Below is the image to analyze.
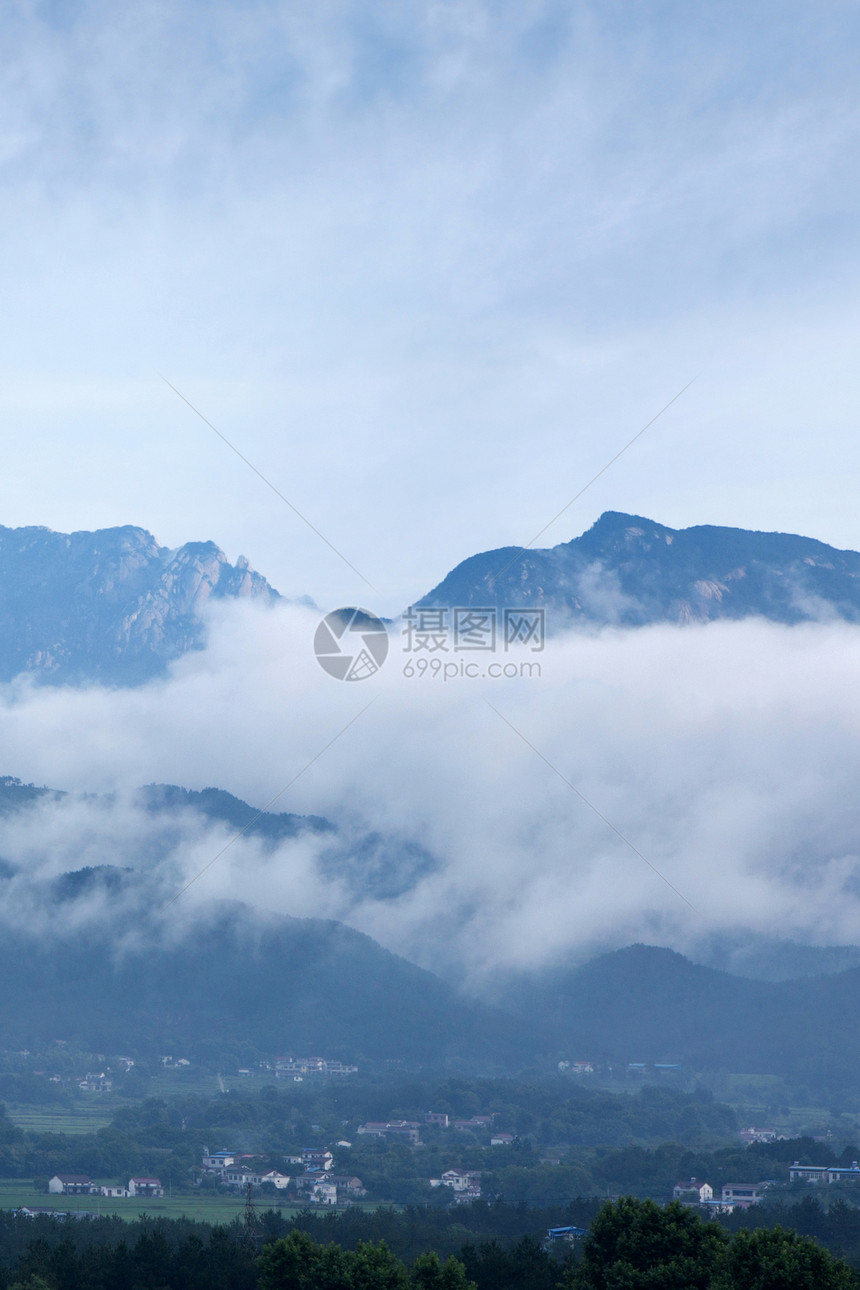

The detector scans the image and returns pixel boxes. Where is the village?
[37,1107,522,1209]
[671,1138,860,1214]
[45,1108,860,1215]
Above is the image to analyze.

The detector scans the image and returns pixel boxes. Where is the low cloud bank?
[1,599,860,989]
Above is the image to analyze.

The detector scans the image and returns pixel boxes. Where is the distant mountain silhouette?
[0,881,526,1067]
[507,944,860,1089]
[4,767,860,1085]
[0,776,440,905]
[139,783,332,841]
[689,935,860,982]
[0,523,280,684]
[418,512,860,627]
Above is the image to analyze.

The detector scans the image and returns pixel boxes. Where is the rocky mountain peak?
[0,523,280,685]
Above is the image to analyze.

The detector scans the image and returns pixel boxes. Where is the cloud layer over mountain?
[1,596,860,991]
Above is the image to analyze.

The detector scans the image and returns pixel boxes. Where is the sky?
[1,1,860,613]
[3,2,860,982]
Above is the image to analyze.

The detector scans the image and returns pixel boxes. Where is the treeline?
[569,1134,860,1201]
[726,1194,860,1265]
[0,1199,858,1289]
[108,1075,739,1150]
[0,1200,593,1269]
[339,1130,854,1206]
[0,1205,576,1290]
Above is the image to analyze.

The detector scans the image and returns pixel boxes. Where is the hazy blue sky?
[2,1,860,611]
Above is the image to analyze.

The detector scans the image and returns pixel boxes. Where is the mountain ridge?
[2,511,860,686]
[505,942,860,1088]
[417,511,860,627]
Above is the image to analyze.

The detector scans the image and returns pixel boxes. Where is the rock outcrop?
[0,524,280,685]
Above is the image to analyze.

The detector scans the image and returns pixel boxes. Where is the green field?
[0,1180,304,1224]
[5,1107,113,1135]
[0,1180,392,1225]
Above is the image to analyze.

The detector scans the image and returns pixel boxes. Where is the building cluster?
[48,1174,163,1198]
[557,1059,682,1078]
[77,1072,112,1093]
[357,1120,423,1144]
[200,1147,366,1205]
[272,1056,358,1080]
[673,1160,860,1209]
[356,1111,500,1147]
[738,1126,781,1145]
[789,1160,860,1184]
[672,1178,771,1212]
[201,1148,290,1191]
[31,1055,136,1093]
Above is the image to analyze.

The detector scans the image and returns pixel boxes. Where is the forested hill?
[511,944,860,1088]
[418,511,860,627]
[0,898,526,1067]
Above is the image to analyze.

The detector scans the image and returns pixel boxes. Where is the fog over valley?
[1,587,859,993]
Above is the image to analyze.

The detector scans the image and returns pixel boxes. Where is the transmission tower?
[243,1182,262,1251]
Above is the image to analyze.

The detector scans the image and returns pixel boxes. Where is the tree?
[258,1232,410,1290]
[571,1197,728,1290]
[569,1197,859,1290]
[717,1224,856,1290]
[258,1231,346,1290]
[349,1240,411,1290]
[461,1237,559,1290]
[410,1251,476,1290]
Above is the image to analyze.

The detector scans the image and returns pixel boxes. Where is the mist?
[1,596,860,991]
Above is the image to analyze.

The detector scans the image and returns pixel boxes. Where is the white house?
[128,1177,164,1197]
[311,1182,338,1205]
[357,1122,421,1145]
[672,1178,713,1204]
[430,1170,481,1193]
[721,1183,766,1207]
[48,1175,93,1195]
[225,1168,265,1188]
[202,1150,237,1170]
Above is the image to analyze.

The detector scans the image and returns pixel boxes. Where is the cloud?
[2,598,860,989]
